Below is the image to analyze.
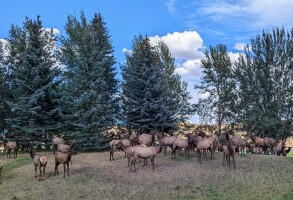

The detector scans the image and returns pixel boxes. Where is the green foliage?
[5,16,63,141]
[234,27,293,138]
[61,12,119,150]
[195,44,236,133]
[122,36,192,132]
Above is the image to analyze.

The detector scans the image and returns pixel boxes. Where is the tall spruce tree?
[61,12,118,151]
[195,44,236,134]
[156,41,193,124]
[6,16,62,141]
[122,36,190,132]
[234,27,293,138]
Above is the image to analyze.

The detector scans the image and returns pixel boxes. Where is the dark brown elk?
[28,147,47,180]
[222,134,236,168]
[263,137,278,154]
[130,141,165,172]
[6,136,20,159]
[54,149,77,178]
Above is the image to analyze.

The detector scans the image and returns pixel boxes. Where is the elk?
[172,137,190,159]
[109,139,131,161]
[194,134,218,164]
[130,141,165,172]
[115,141,147,167]
[6,136,20,159]
[228,134,249,156]
[263,137,278,154]
[249,134,265,153]
[28,147,47,180]
[54,149,77,178]
[160,135,177,156]
[221,133,236,168]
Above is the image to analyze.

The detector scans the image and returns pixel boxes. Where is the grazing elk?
[138,130,162,146]
[6,136,20,159]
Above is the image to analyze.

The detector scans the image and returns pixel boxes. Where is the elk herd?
[0,135,76,181]
[109,130,292,172]
[0,130,291,183]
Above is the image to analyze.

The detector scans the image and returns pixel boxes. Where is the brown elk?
[249,134,264,153]
[222,134,236,168]
[28,147,47,180]
[115,141,147,167]
[172,137,190,159]
[6,136,20,159]
[109,139,131,161]
[228,134,248,156]
[160,135,177,156]
[138,130,162,146]
[263,137,278,154]
[54,149,77,178]
[52,137,65,154]
[130,141,165,172]
[194,134,218,164]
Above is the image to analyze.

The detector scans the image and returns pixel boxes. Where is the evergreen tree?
[61,12,118,151]
[234,27,293,138]
[6,16,62,141]
[156,41,193,124]
[195,44,236,134]
[122,36,190,132]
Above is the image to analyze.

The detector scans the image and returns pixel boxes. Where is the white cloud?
[43,28,60,35]
[149,31,204,60]
[228,52,240,64]
[175,59,202,77]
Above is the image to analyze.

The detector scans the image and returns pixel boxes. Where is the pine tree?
[234,27,293,138]
[6,16,62,142]
[195,44,236,134]
[61,12,118,151]
[122,36,190,132]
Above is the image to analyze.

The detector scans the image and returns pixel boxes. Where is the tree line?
[0,12,292,150]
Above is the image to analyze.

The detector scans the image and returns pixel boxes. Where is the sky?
[1,0,293,123]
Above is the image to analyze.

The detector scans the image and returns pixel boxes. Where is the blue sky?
[1,0,293,123]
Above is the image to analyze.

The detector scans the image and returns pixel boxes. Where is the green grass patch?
[2,156,31,173]
[286,153,293,157]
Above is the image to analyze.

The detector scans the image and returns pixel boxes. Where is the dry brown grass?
[0,149,292,200]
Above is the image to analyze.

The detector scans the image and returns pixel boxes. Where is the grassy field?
[0,149,292,200]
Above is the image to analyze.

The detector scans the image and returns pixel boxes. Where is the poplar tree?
[195,44,236,134]
[234,27,293,138]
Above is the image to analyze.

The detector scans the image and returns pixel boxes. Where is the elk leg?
[35,165,38,178]
[67,163,70,177]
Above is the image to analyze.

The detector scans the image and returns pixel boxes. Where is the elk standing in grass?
[28,146,47,180]
[160,135,177,156]
[263,137,278,154]
[130,141,165,172]
[6,136,20,159]
[115,141,147,167]
[249,135,264,153]
[109,139,131,161]
[52,137,65,154]
[54,149,77,178]
[172,137,190,159]
[222,133,236,169]
[194,134,218,164]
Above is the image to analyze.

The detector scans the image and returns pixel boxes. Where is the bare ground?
[0,150,292,200]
